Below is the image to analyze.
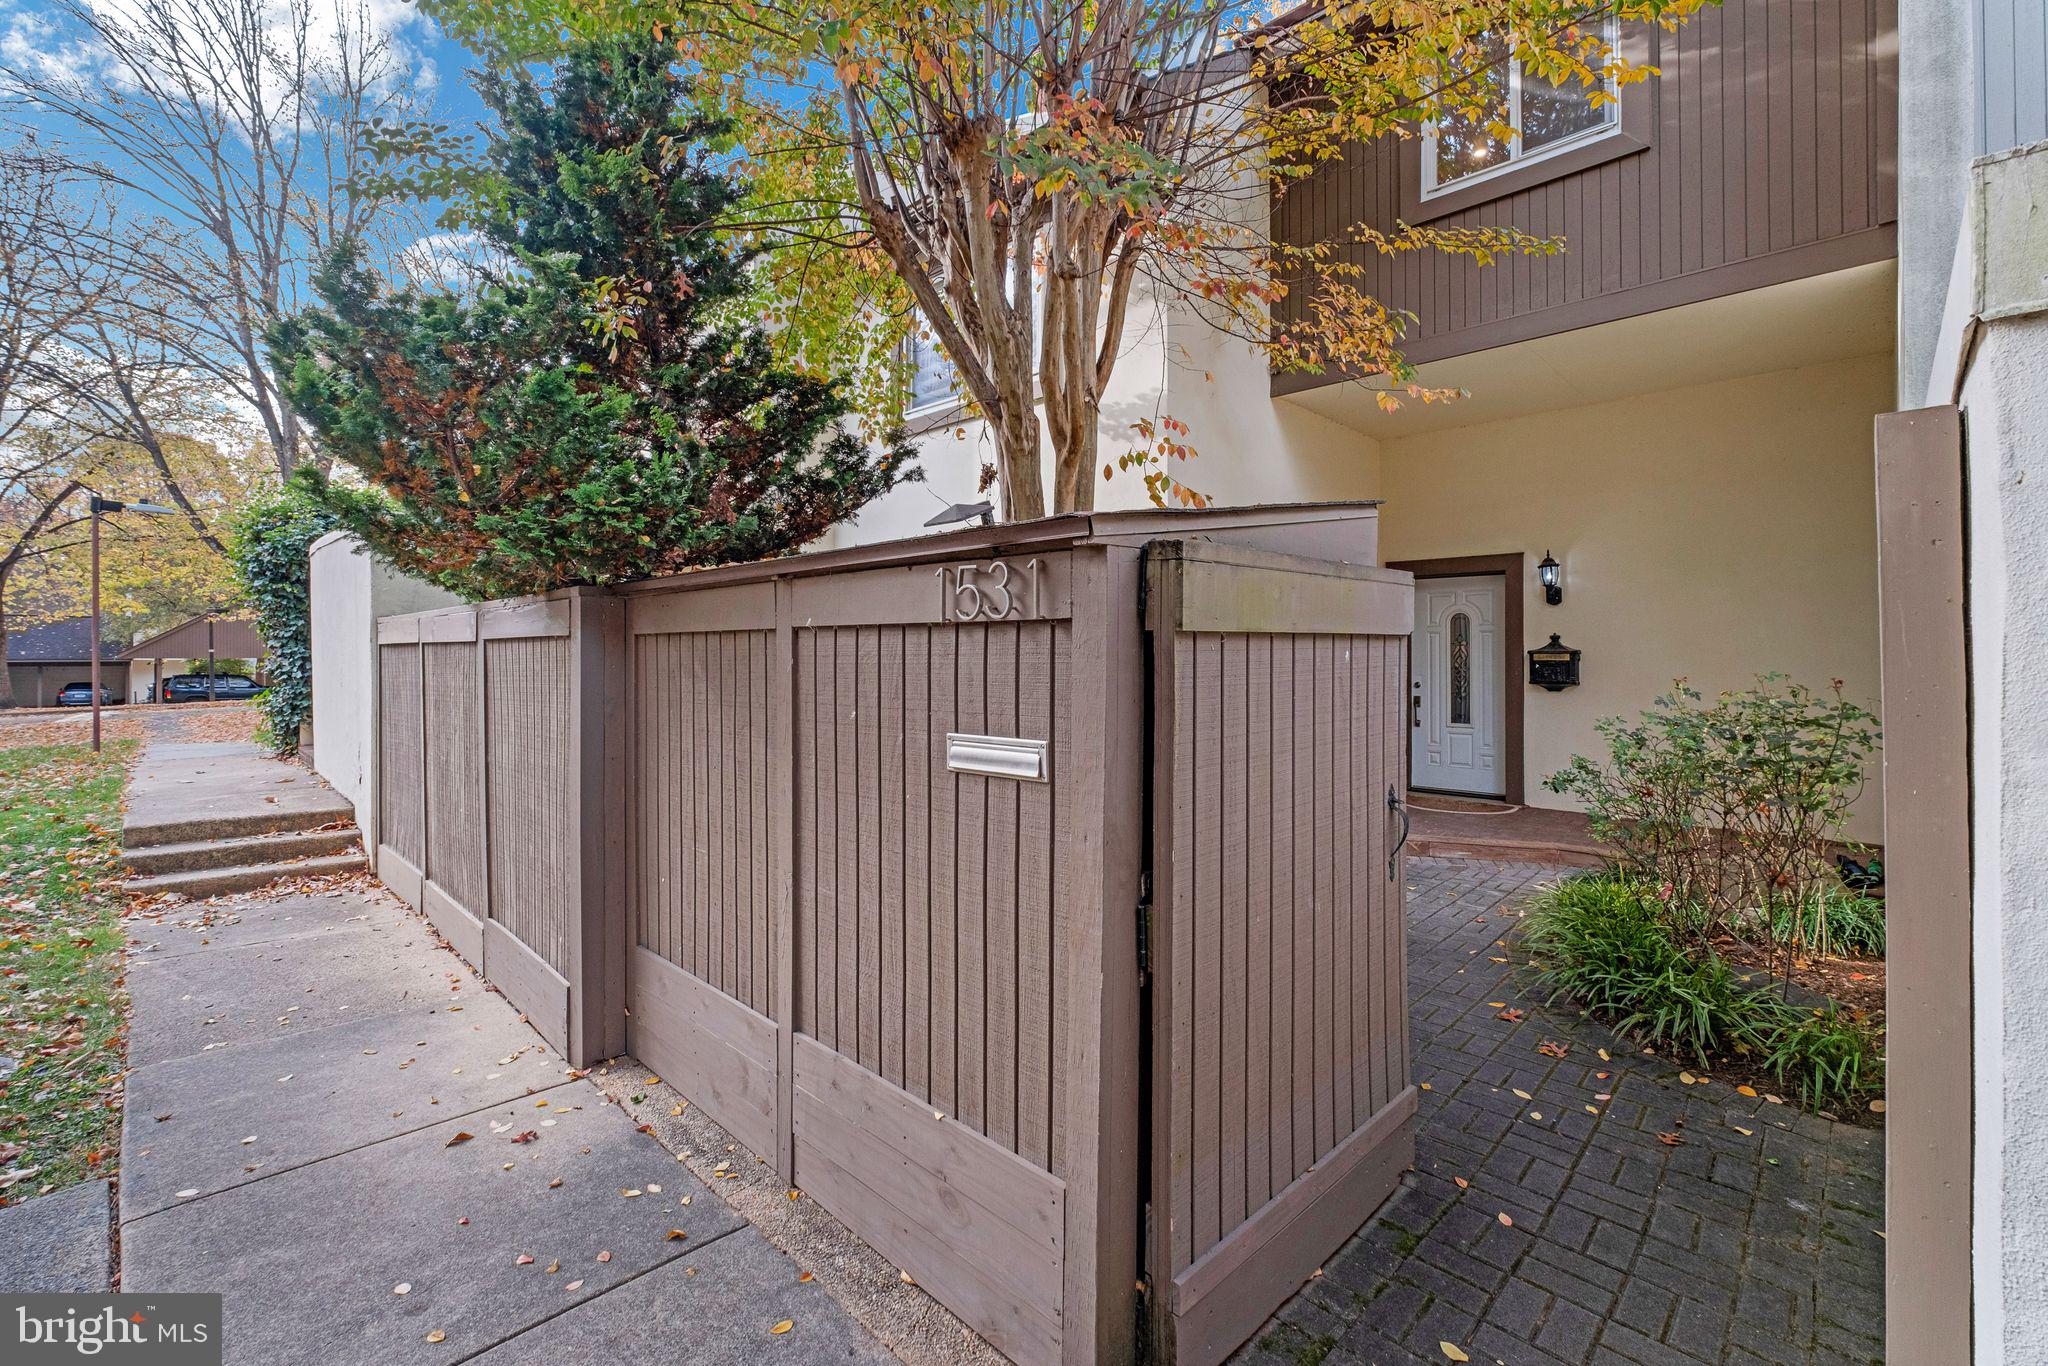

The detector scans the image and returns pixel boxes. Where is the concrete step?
[124,827,362,877]
[123,802,355,850]
[122,851,368,900]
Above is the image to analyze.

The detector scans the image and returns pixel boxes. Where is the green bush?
[227,485,341,756]
[1544,676,1880,938]
[1526,874,1883,1114]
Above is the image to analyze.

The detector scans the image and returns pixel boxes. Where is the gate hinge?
[1135,872,1153,981]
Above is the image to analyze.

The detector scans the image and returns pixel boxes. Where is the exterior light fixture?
[1538,550,1562,606]
[923,500,995,529]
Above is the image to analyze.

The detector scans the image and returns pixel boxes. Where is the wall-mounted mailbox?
[1528,633,1582,691]
[946,732,1051,782]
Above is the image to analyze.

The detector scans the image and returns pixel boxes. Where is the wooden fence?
[371,506,1414,1366]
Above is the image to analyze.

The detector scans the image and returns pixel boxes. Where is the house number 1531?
[935,559,1043,622]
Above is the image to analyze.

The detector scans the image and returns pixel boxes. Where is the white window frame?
[1421,23,1621,201]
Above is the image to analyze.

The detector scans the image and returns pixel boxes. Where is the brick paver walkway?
[1239,857,1885,1366]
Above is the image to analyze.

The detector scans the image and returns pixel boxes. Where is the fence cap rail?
[372,502,1386,631]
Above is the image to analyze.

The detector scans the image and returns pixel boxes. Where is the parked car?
[54,682,119,707]
[161,673,265,703]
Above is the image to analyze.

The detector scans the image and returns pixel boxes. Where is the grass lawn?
[0,741,134,1203]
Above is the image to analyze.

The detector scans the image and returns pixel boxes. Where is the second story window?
[1424,24,1619,197]
[905,314,959,415]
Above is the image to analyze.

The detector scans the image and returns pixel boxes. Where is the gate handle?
[1387,785,1410,880]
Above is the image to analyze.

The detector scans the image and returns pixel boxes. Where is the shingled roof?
[6,617,124,665]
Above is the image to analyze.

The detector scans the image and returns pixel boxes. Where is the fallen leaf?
[797,1271,813,1282]
[1869,1099,1887,1114]
[1597,1049,1610,1062]
[445,1132,474,1147]
[1657,1132,1686,1146]
[1678,1072,1698,1085]
[516,1255,535,1267]
[667,1230,688,1241]
[1511,1089,1532,1100]
[546,1261,560,1274]
[899,1270,915,1284]
[1537,1041,1568,1059]
[1453,1176,1468,1189]
[621,1189,642,1198]
[175,1189,199,1199]
[771,1320,795,1336]
[1496,1008,1525,1023]
[425,1330,446,1344]
[1496,1212,1513,1227]
[511,1131,538,1144]
[1737,1085,1758,1097]
[1440,1345,1471,1363]
[596,1250,612,1263]
[1732,1126,1754,1136]
[565,1279,584,1292]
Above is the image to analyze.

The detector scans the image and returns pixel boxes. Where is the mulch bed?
[1716,937,1886,1019]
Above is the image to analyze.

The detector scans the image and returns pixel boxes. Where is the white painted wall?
[308,532,460,840]
[1903,134,2048,1359]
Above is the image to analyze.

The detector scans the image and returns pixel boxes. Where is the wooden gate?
[1144,541,1417,1366]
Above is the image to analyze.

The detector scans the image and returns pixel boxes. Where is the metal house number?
[934,558,1044,623]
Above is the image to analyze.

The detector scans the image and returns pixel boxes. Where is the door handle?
[1387,785,1410,880]
[1411,694,1421,727]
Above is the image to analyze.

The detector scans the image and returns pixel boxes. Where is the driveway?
[1238,857,1885,1366]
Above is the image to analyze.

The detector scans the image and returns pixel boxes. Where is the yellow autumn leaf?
[425,1330,447,1344]
[771,1320,795,1335]
[1441,1341,1471,1361]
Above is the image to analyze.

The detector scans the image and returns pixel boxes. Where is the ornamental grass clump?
[1525,874,1883,1114]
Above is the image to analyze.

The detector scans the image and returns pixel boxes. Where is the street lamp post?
[87,496,178,753]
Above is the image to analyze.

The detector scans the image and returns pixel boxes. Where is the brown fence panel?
[422,625,487,965]
[375,635,426,890]
[375,593,625,1065]
[1145,541,1417,1366]
[625,581,781,1158]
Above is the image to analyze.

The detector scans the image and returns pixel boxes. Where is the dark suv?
[54,682,119,707]
[161,673,265,703]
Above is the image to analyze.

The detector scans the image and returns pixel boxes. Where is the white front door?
[1412,575,1506,797]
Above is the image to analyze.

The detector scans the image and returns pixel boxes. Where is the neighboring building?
[119,613,269,703]
[833,2,1897,844]
[3,616,130,707]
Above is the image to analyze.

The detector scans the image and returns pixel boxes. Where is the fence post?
[568,590,629,1066]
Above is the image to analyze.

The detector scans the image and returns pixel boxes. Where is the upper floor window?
[905,316,959,415]
[1424,24,1619,198]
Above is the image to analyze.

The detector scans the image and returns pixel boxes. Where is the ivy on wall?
[228,486,340,755]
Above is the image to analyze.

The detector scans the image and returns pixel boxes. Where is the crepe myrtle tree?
[422,0,1707,518]
[274,37,915,600]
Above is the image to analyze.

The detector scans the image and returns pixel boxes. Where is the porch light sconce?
[1538,550,1563,606]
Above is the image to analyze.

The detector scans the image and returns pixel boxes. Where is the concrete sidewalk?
[119,746,895,1365]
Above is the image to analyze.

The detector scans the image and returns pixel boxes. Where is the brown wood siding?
[793,620,1070,1174]
[485,635,574,973]
[423,641,485,916]
[1164,631,1409,1276]
[1272,0,1898,380]
[377,643,425,869]
[629,629,776,1016]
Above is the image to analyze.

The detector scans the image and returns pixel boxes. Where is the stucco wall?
[1962,310,2048,1360]
[1376,350,1892,838]
[820,286,1382,550]
[308,532,460,838]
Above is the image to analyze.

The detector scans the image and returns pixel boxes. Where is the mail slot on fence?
[371,504,1417,1366]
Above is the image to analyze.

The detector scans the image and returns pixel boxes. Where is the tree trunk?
[0,570,15,710]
